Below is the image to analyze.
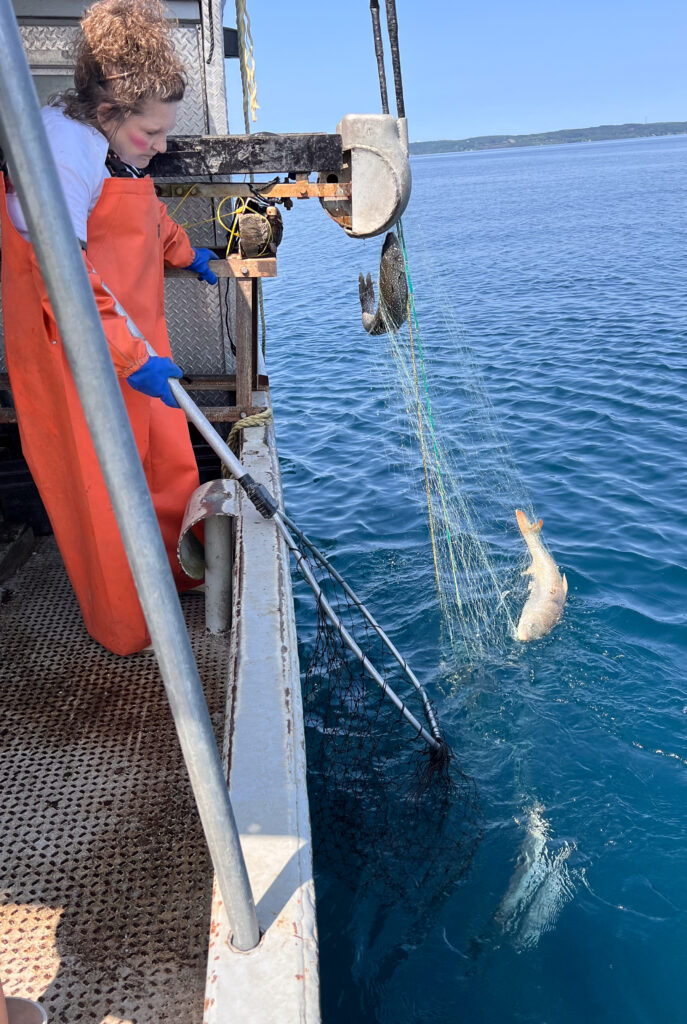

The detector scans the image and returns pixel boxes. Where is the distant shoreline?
[409,122,687,155]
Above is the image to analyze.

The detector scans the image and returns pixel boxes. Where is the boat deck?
[0,538,223,1024]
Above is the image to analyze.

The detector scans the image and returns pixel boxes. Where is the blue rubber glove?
[186,247,218,284]
[127,356,184,408]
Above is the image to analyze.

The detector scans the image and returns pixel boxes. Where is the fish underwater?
[515,509,567,641]
[358,231,408,335]
[494,802,577,951]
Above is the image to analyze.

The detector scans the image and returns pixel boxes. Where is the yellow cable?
[168,183,196,220]
[216,196,273,257]
[169,193,273,258]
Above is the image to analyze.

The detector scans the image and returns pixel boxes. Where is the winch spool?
[221,198,283,259]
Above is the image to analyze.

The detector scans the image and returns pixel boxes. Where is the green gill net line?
[384,219,538,665]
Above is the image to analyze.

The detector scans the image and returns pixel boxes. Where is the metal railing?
[0,0,259,952]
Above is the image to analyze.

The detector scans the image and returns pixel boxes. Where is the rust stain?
[225,518,245,780]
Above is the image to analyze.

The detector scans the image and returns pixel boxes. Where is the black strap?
[385,0,405,119]
[369,1,390,115]
[105,150,146,179]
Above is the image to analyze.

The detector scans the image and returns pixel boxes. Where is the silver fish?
[358,231,408,335]
[494,802,576,951]
[515,509,567,641]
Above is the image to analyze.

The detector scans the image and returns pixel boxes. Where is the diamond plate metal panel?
[165,277,234,374]
[167,8,233,372]
[165,194,219,248]
[201,0,229,135]
[171,25,207,135]
[18,24,79,66]
[167,12,231,371]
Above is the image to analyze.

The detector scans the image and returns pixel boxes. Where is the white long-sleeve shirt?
[7,105,110,244]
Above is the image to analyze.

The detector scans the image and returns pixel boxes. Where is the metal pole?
[0,0,259,951]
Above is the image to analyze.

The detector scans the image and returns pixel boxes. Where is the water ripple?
[266,135,687,1024]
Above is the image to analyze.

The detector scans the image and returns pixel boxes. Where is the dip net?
[290,523,483,897]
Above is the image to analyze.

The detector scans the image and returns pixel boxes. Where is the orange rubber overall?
[0,174,200,655]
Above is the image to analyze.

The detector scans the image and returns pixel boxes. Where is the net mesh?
[374,222,543,665]
[288,225,562,903]
[294,537,483,897]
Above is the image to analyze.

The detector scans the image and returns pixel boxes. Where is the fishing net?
[290,524,483,896]
[372,222,540,666]
[282,220,564,902]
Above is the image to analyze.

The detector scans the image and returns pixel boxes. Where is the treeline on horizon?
[409,122,687,154]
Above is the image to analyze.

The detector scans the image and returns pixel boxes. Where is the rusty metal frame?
[166,255,278,280]
[155,181,351,201]
[0,372,270,424]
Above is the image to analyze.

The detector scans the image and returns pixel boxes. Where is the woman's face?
[98,98,179,168]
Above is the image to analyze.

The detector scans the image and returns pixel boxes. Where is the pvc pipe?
[0,0,259,951]
[4,998,47,1024]
[205,514,233,634]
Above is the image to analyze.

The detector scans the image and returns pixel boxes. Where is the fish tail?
[515,509,543,535]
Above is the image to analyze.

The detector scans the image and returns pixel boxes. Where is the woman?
[0,0,216,655]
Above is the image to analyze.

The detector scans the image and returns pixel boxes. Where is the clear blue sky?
[223,1,687,141]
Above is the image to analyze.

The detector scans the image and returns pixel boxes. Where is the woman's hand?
[127,356,184,408]
[186,247,218,284]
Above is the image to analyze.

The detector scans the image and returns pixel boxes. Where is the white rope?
[235,0,259,127]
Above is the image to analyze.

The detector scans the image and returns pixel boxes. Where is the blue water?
[264,136,687,1023]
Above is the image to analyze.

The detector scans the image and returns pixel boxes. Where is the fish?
[358,231,408,335]
[494,802,576,951]
[515,509,567,641]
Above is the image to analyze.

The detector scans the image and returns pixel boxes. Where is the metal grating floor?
[0,539,228,1024]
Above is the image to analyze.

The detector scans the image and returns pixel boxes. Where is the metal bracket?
[178,478,238,577]
[319,114,411,238]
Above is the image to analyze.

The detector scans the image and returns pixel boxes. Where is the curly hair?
[58,0,186,125]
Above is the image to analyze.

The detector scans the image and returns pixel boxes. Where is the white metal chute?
[319,113,411,238]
